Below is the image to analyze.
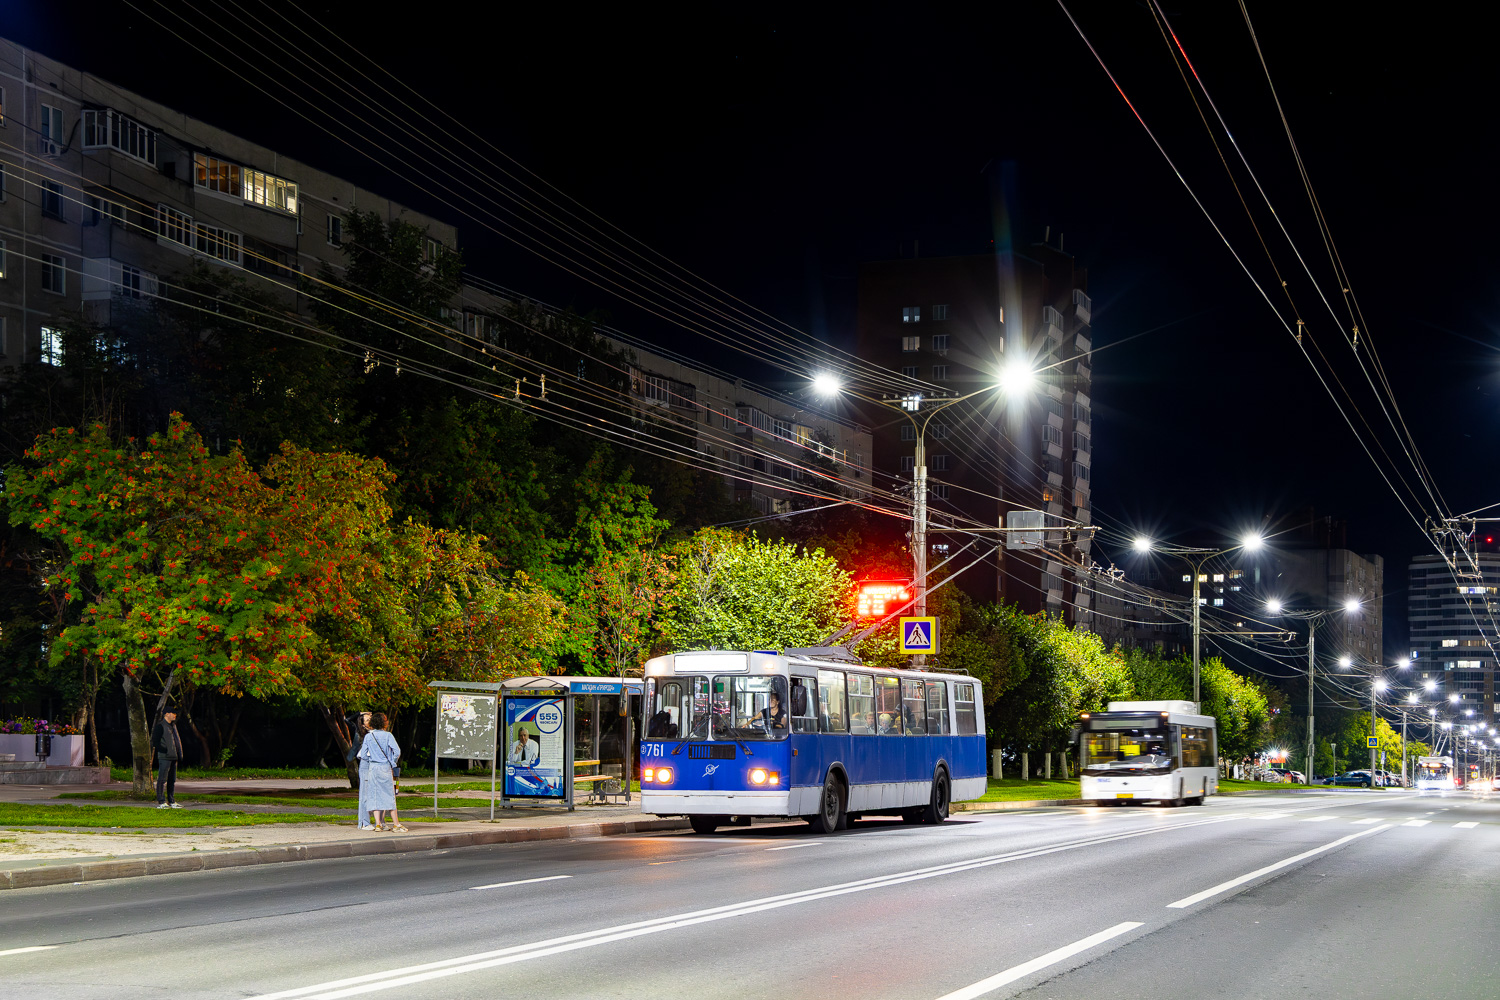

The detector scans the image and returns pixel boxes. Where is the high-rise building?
[1409,546,1500,724]
[854,242,1092,621]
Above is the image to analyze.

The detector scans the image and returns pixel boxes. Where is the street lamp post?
[1266,597,1360,785]
[1371,679,1386,784]
[1134,534,1264,708]
[815,365,1034,667]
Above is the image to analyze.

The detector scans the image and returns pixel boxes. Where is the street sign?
[856,581,911,618]
[900,616,939,654]
[1367,736,1379,749]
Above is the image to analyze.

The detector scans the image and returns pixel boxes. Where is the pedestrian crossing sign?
[900,617,939,654]
[1367,737,1378,749]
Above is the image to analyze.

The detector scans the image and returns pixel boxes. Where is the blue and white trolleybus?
[640,651,987,833]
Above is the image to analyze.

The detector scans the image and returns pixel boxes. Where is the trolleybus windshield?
[711,674,789,740]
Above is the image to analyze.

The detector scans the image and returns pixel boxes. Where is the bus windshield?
[1417,763,1450,778]
[1082,728,1174,774]
[711,674,789,741]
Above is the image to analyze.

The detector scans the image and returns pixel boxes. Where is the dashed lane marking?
[933,922,1144,1000]
[470,875,572,891]
[0,947,58,958]
[1456,822,1479,829]
[1401,820,1431,827]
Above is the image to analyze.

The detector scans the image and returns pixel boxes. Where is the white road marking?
[1455,822,1479,829]
[1351,818,1381,824]
[1300,816,1336,822]
[470,875,572,891]
[932,922,1144,1000]
[1402,820,1430,827]
[253,816,1234,999]
[0,947,58,958]
[1166,825,1392,909]
[765,842,824,851]
[1248,812,1291,820]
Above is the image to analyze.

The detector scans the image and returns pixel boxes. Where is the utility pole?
[1401,710,1408,787]
[1307,629,1316,784]
[1370,685,1379,784]
[911,429,928,670]
[1190,555,1202,706]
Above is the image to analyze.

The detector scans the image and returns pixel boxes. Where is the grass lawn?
[974,779,1082,802]
[1219,778,1320,792]
[0,803,354,828]
[59,790,486,810]
[107,766,478,783]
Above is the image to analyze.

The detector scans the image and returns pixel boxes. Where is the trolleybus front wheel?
[807,775,845,834]
[689,815,725,835]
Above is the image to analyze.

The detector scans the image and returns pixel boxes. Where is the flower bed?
[0,719,86,766]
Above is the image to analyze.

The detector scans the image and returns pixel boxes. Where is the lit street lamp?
[1265,599,1361,786]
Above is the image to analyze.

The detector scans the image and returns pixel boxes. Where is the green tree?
[660,528,852,653]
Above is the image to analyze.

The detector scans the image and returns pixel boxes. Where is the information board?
[504,697,566,799]
[435,692,498,760]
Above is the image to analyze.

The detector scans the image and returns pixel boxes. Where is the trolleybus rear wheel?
[689,815,724,835]
[922,769,951,824]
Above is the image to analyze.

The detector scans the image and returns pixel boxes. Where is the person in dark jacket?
[151,707,185,809]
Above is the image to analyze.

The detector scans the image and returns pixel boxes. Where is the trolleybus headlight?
[749,768,768,785]
[656,767,673,784]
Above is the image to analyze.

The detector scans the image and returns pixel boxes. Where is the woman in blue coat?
[358,712,406,832]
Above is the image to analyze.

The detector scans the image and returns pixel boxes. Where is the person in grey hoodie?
[151,706,185,809]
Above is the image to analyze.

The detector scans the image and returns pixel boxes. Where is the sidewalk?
[0,778,687,891]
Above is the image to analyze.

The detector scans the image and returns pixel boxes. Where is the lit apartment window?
[931,423,947,439]
[1197,574,1208,582]
[40,254,66,295]
[40,104,64,155]
[194,153,298,214]
[900,456,915,473]
[40,325,63,365]
[901,335,919,352]
[902,366,919,378]
[85,194,127,226]
[1182,574,1192,583]
[931,334,948,353]
[1228,570,1244,579]
[1213,598,1225,607]
[900,425,916,441]
[327,214,343,246]
[932,304,949,321]
[1212,574,1225,583]
[1443,639,1459,647]
[157,205,193,247]
[902,306,920,323]
[81,109,157,165]
[932,365,950,380]
[41,181,65,220]
[931,455,950,472]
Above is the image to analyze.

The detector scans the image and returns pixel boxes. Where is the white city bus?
[1414,755,1456,791]
[1078,700,1218,806]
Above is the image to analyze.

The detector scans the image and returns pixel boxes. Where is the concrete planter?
[0,733,85,766]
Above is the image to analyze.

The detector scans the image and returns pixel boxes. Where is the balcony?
[1074,333,1091,354]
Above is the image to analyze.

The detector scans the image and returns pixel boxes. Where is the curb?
[0,817,690,891]
[954,798,1087,811]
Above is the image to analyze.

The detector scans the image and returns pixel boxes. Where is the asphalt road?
[2,789,1497,999]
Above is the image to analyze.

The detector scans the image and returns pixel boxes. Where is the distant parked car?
[1374,769,1404,788]
[1328,770,1376,788]
[1268,766,1306,784]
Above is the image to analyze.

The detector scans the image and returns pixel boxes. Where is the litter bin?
[35,732,52,763]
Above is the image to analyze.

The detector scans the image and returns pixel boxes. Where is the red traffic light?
[856,581,911,619]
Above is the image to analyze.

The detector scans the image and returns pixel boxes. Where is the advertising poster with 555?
[504,697,565,798]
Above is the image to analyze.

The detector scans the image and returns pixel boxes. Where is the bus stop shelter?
[429,676,644,815]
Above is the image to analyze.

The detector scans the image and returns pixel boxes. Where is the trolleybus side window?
[925,680,950,735]
[790,677,817,733]
[1181,726,1213,768]
[901,678,927,735]
[875,676,903,734]
[818,670,848,733]
[848,673,875,734]
[954,683,978,735]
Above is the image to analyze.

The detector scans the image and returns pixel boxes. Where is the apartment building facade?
[0,38,456,366]
[854,243,1093,621]
[1409,551,1499,724]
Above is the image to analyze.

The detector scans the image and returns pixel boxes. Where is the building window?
[0,85,5,126]
[931,455,950,472]
[158,205,193,247]
[1182,574,1192,583]
[40,104,64,155]
[902,306,920,323]
[931,423,947,439]
[1042,424,1062,445]
[932,365,949,380]
[81,109,157,165]
[1072,462,1090,482]
[118,265,143,299]
[194,153,298,214]
[901,335,919,352]
[327,214,342,245]
[85,194,127,226]
[932,304,949,321]
[40,325,63,365]
[425,238,443,263]
[900,425,916,441]
[1213,598,1225,607]
[195,224,243,265]
[40,254,66,295]
[643,375,669,406]
[900,456,915,473]
[1212,574,1225,583]
[1073,431,1090,451]
[933,484,950,500]
[41,181,65,220]
[902,365,919,378]
[0,239,6,279]
[931,334,949,353]
[0,160,6,200]
[1442,639,1459,647]
[1074,402,1090,423]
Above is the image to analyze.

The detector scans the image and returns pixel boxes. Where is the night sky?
[10,2,1499,656]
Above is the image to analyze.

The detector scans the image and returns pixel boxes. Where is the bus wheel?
[922,770,951,824]
[808,776,845,834]
[689,815,723,835]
